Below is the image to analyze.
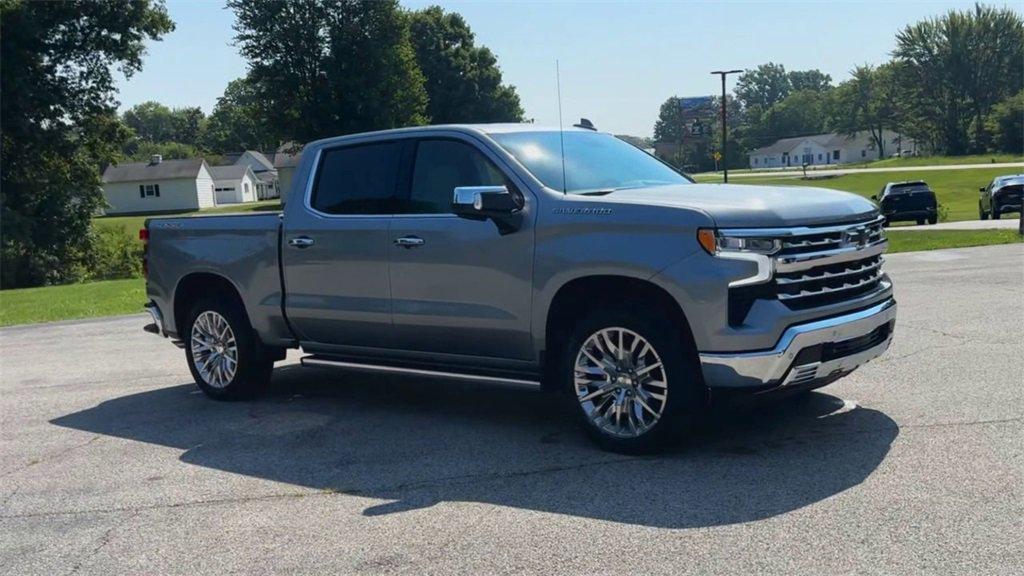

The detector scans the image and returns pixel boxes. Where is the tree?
[653,97,688,142]
[828,64,903,159]
[788,69,832,93]
[228,0,428,144]
[763,90,830,140]
[987,91,1024,154]
[122,101,206,146]
[409,6,523,124]
[894,4,1024,154]
[734,63,792,111]
[201,76,279,153]
[1,0,173,288]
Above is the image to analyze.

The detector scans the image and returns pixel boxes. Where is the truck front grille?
[725,216,888,325]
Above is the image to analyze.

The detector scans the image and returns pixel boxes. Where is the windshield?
[489,131,690,194]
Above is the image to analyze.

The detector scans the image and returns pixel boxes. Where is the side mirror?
[870,194,878,201]
[452,185,523,234]
[979,187,987,192]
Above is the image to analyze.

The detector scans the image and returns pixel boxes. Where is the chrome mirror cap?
[453,185,509,208]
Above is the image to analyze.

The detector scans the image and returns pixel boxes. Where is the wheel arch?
[541,274,699,389]
[172,272,248,338]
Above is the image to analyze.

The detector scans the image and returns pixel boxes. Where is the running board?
[300,356,542,390]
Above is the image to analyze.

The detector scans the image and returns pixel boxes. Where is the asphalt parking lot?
[1,243,1022,575]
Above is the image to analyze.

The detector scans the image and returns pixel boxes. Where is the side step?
[300,356,542,390]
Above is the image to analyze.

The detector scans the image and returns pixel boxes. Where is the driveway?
[1,244,1022,575]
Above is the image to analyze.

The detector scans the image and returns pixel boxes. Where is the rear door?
[387,136,535,360]
[281,140,405,350]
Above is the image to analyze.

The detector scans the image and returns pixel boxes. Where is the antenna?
[556,60,567,194]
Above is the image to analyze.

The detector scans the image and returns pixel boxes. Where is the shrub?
[85,225,143,281]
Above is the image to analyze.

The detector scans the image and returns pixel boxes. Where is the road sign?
[712,151,722,161]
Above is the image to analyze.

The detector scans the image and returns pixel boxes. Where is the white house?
[233,150,279,199]
[273,145,303,202]
[208,165,259,204]
[748,130,917,169]
[101,155,215,214]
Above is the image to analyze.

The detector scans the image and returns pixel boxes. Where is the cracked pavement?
[1,243,1022,575]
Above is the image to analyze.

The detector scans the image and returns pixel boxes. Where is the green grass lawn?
[0,278,145,327]
[693,166,1019,222]
[885,229,1023,253]
[94,200,282,236]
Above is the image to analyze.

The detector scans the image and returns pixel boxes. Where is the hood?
[590,183,878,228]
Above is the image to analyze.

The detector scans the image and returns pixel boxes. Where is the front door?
[282,139,404,350]
[388,137,535,360]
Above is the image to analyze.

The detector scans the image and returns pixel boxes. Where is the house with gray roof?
[209,164,259,204]
[748,130,917,169]
[100,155,215,214]
[231,150,281,200]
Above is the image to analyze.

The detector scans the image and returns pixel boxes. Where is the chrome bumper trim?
[144,302,165,337]
[699,299,897,389]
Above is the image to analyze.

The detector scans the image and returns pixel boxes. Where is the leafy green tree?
[788,69,832,93]
[228,0,428,143]
[409,6,523,124]
[1,0,173,288]
[987,91,1024,154]
[764,90,831,139]
[735,63,792,111]
[122,101,206,146]
[201,77,279,153]
[828,64,903,159]
[653,97,688,142]
[894,4,1024,153]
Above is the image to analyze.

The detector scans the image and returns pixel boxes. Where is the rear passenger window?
[407,140,508,214]
[311,142,403,215]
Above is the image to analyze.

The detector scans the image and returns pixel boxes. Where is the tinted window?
[490,131,688,194]
[311,142,403,214]
[407,140,508,213]
[889,183,931,195]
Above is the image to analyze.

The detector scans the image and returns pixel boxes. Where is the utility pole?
[710,69,742,183]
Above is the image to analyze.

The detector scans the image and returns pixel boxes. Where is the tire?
[559,307,704,454]
[980,203,988,220]
[992,206,1001,220]
[927,214,937,225]
[184,296,273,400]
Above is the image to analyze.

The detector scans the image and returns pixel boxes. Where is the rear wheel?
[927,214,937,225]
[185,297,272,400]
[980,203,989,220]
[561,308,704,454]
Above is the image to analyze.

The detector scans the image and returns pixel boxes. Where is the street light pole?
[710,69,742,183]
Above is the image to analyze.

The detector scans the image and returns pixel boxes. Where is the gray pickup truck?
[143,124,896,452]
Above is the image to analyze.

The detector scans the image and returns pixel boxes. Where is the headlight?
[697,229,781,255]
[697,228,777,287]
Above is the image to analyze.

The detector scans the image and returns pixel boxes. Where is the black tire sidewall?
[559,307,703,454]
[184,297,270,400]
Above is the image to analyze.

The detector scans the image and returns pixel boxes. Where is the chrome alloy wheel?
[573,327,668,438]
[190,311,238,389]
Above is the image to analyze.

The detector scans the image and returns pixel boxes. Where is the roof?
[749,131,874,156]
[102,158,205,184]
[208,165,252,180]
[304,123,606,151]
[240,150,275,172]
[255,171,277,183]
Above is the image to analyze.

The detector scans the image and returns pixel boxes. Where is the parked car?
[873,181,938,225]
[141,124,896,453]
[979,174,1023,220]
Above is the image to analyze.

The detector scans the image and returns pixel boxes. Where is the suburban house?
[272,144,303,201]
[231,150,280,200]
[747,130,917,169]
[209,165,259,204]
[101,155,215,215]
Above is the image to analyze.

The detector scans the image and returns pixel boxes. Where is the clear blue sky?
[116,0,1009,138]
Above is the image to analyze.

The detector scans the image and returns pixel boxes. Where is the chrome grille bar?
[775,257,884,285]
[777,270,883,301]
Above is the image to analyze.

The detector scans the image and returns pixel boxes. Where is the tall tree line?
[654,3,1024,170]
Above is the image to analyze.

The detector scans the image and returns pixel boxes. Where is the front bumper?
[699,298,896,390]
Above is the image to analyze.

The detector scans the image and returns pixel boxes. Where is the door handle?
[288,236,315,248]
[394,236,425,248]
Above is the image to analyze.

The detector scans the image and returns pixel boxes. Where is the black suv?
[874,181,938,226]
[979,175,1023,220]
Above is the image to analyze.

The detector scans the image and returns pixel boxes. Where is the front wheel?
[927,214,937,225]
[561,308,704,454]
[185,297,272,400]
[980,203,989,220]
[992,207,1001,220]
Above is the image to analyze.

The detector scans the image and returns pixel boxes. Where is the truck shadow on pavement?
[51,365,898,529]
